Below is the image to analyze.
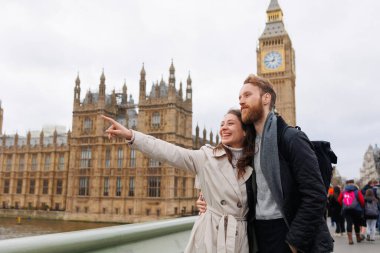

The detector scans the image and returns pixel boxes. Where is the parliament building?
[0,0,296,223]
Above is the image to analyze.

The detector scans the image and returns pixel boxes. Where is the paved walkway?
[330,224,380,252]
[93,224,380,253]
[91,223,380,253]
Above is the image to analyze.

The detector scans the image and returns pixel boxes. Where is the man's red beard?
[241,100,264,124]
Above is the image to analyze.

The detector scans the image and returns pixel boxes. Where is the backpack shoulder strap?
[354,189,359,199]
[277,115,300,161]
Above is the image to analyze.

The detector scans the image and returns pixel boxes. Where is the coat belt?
[207,206,246,253]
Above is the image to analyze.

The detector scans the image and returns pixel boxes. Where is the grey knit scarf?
[260,111,284,212]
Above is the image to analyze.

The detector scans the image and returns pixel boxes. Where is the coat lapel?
[212,147,246,203]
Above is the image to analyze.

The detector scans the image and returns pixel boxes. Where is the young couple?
[102,74,333,253]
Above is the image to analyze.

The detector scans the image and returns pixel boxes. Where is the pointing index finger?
[101,115,117,124]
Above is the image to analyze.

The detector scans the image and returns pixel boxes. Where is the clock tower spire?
[257,0,296,126]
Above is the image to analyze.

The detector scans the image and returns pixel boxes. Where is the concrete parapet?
[0,216,196,253]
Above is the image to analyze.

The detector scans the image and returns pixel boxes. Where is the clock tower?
[257,0,296,126]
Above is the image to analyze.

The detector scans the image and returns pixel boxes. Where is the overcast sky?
[1,0,379,180]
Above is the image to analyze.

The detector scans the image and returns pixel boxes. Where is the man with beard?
[198,74,333,252]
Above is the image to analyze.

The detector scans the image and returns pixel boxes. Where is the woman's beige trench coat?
[132,131,253,253]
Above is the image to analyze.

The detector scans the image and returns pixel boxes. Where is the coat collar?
[206,144,227,157]
[206,144,253,202]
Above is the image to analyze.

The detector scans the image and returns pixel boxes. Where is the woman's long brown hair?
[214,109,255,178]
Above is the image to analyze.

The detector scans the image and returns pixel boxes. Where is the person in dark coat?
[328,186,345,236]
[361,179,374,195]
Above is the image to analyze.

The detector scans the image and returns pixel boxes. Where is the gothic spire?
[75,72,80,86]
[140,63,146,76]
[122,79,128,104]
[99,69,106,99]
[186,72,192,101]
[100,68,105,82]
[260,0,286,38]
[74,73,81,106]
[169,59,175,72]
[179,81,183,99]
[267,0,281,12]
[139,63,146,101]
[169,59,176,88]
[123,79,127,92]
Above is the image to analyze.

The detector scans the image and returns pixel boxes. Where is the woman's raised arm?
[102,115,205,173]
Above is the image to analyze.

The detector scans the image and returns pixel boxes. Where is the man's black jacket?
[246,116,333,253]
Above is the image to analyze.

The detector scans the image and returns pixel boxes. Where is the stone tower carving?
[138,61,193,148]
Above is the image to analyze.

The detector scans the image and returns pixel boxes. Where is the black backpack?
[281,126,338,193]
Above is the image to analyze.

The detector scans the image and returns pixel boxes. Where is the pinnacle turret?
[186,72,192,101]
[75,73,80,86]
[167,60,177,98]
[260,0,286,38]
[100,69,105,82]
[139,64,146,101]
[140,63,146,76]
[74,73,81,106]
[267,0,281,12]
[122,79,128,104]
[179,81,183,99]
[99,69,106,99]
[169,59,175,72]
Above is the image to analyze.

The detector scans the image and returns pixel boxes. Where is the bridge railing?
[0,216,196,253]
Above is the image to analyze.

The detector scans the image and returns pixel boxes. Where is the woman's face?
[219,113,245,148]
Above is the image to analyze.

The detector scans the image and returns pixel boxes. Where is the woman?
[338,180,365,245]
[102,109,256,253]
[328,186,345,236]
[364,188,379,241]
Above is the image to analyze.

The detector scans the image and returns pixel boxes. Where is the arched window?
[83,118,93,132]
[148,176,161,197]
[117,147,123,169]
[80,147,92,168]
[105,148,111,168]
[103,177,109,196]
[129,177,135,196]
[58,154,65,170]
[130,148,136,167]
[151,112,160,128]
[79,177,89,196]
[44,154,51,170]
[116,177,122,197]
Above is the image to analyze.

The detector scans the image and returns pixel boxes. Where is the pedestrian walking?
[369,180,380,234]
[328,186,345,236]
[364,188,379,241]
[339,180,365,245]
[360,180,374,237]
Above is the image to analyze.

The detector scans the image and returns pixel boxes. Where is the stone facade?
[0,130,70,212]
[0,62,214,223]
[359,144,380,185]
[257,0,296,126]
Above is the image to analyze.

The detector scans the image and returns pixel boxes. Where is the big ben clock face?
[263,51,283,69]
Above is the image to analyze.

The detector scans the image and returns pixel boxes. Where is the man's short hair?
[243,74,276,110]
